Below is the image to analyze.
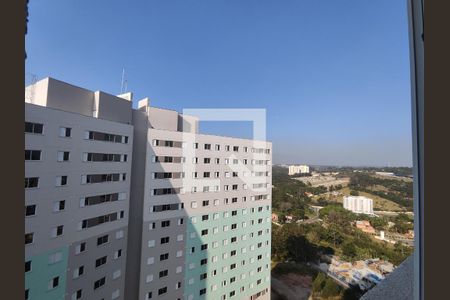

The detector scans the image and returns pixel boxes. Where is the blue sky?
[25,0,412,167]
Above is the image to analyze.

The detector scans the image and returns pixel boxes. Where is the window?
[204,158,211,164]
[84,152,127,162]
[81,192,123,207]
[81,212,120,229]
[215,158,220,164]
[202,214,209,221]
[49,276,59,289]
[201,244,208,251]
[73,266,84,278]
[112,289,120,299]
[25,122,43,134]
[160,253,169,261]
[147,292,153,299]
[53,200,65,212]
[158,287,167,295]
[159,270,169,278]
[72,289,82,300]
[25,150,41,161]
[59,127,71,137]
[94,277,106,290]
[200,272,207,280]
[51,225,64,238]
[25,260,31,272]
[55,176,68,186]
[203,172,210,178]
[76,242,86,254]
[215,144,220,151]
[97,235,109,246]
[114,249,122,259]
[87,131,128,144]
[194,142,199,149]
[25,205,36,217]
[201,229,208,236]
[57,151,70,162]
[95,256,107,268]
[160,236,170,244]
[200,288,206,295]
[204,143,211,150]
[161,220,170,227]
[225,145,230,151]
[233,146,239,152]
[25,177,39,189]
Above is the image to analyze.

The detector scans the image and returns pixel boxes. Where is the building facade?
[343,196,374,215]
[25,78,272,300]
[288,165,309,175]
[25,78,134,300]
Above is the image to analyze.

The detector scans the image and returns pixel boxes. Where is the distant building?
[285,215,294,223]
[271,213,279,222]
[288,165,310,175]
[406,230,415,239]
[343,196,374,214]
[355,220,376,234]
[375,171,395,177]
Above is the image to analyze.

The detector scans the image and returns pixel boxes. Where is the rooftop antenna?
[120,68,128,94]
[25,72,38,103]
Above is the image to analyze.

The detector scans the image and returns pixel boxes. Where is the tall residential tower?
[25,77,272,300]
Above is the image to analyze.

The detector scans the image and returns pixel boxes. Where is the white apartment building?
[25,77,272,300]
[288,164,310,175]
[25,78,133,300]
[343,196,374,215]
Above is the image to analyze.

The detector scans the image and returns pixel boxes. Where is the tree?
[350,190,359,196]
[342,241,357,260]
[312,272,326,293]
[322,278,341,298]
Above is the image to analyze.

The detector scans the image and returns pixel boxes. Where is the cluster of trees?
[312,273,342,299]
[272,205,413,266]
[272,223,324,263]
[272,166,327,218]
[348,173,413,210]
[391,213,414,234]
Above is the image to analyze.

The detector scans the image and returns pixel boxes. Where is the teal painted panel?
[184,205,272,300]
[25,246,69,300]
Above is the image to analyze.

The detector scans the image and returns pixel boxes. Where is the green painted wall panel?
[25,246,69,300]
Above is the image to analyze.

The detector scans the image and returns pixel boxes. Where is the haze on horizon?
[25,0,412,167]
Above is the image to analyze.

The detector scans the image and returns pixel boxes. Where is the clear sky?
[25,0,412,167]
